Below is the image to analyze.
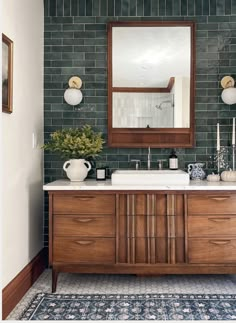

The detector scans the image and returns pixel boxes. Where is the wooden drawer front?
[54,215,115,237]
[188,238,236,263]
[188,216,236,237]
[188,194,236,214]
[53,194,115,214]
[54,238,115,263]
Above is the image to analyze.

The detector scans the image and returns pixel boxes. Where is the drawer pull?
[209,240,231,246]
[72,196,95,200]
[208,218,231,223]
[75,240,95,245]
[74,218,94,223]
[207,196,230,201]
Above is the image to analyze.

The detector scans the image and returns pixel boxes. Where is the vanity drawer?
[54,215,115,237]
[188,215,236,237]
[187,194,236,215]
[53,237,115,263]
[188,238,236,263]
[53,194,115,214]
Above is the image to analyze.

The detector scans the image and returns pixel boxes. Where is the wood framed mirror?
[107,21,196,148]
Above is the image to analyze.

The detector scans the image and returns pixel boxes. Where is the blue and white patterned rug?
[20,293,236,320]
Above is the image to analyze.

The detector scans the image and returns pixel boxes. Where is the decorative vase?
[221,170,236,182]
[63,159,91,182]
[207,173,220,182]
[187,163,206,180]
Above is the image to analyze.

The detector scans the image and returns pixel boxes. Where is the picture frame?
[2,33,13,113]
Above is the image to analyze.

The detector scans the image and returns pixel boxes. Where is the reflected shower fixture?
[221,76,236,105]
[155,100,174,110]
[64,76,83,106]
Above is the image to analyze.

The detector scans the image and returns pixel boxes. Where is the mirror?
[108,21,196,148]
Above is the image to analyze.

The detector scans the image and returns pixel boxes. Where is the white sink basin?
[111,169,190,185]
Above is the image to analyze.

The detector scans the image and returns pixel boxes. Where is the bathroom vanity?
[44,180,236,292]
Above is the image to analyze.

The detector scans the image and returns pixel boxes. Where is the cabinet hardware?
[208,218,230,222]
[74,218,94,223]
[209,240,231,245]
[207,196,230,201]
[75,240,95,245]
[72,196,95,200]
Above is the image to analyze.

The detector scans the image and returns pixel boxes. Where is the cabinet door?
[117,194,185,264]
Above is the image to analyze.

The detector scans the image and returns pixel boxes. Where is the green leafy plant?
[42,125,105,159]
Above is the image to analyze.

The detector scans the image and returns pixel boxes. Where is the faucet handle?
[130,159,141,170]
[157,159,167,170]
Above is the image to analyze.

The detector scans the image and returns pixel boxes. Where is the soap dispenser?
[169,149,178,170]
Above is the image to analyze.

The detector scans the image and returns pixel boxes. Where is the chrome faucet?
[147,146,151,170]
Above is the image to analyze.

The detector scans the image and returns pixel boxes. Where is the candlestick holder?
[214,146,230,174]
[233,144,235,171]
[217,150,220,174]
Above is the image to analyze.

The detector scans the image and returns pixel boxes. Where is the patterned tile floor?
[7,270,236,320]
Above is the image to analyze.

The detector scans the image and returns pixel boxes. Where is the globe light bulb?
[221,87,236,105]
[64,88,83,106]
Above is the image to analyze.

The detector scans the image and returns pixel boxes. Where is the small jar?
[96,168,106,180]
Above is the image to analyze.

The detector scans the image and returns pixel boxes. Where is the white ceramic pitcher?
[63,159,91,182]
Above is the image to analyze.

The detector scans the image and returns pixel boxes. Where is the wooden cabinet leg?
[52,269,58,293]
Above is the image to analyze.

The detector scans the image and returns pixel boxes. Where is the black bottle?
[169,150,178,170]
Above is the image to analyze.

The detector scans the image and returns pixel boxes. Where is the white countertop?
[43,179,236,191]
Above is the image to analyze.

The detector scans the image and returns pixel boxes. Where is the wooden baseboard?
[2,247,48,320]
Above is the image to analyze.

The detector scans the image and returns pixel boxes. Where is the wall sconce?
[221,76,236,105]
[64,76,83,106]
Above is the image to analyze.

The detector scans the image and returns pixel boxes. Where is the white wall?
[2,0,44,287]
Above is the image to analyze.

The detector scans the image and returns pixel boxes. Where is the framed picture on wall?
[2,33,13,113]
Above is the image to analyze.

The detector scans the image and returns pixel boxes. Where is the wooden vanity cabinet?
[48,191,236,292]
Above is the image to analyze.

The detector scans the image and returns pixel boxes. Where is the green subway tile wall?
[44,0,236,244]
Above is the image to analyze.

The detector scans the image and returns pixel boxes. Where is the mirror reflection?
[112,26,191,128]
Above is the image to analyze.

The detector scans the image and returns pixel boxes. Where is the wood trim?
[115,194,119,264]
[2,33,13,114]
[167,77,175,92]
[184,194,188,264]
[2,248,47,320]
[112,77,175,93]
[53,263,236,275]
[114,78,175,94]
[49,193,53,265]
[112,87,170,93]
